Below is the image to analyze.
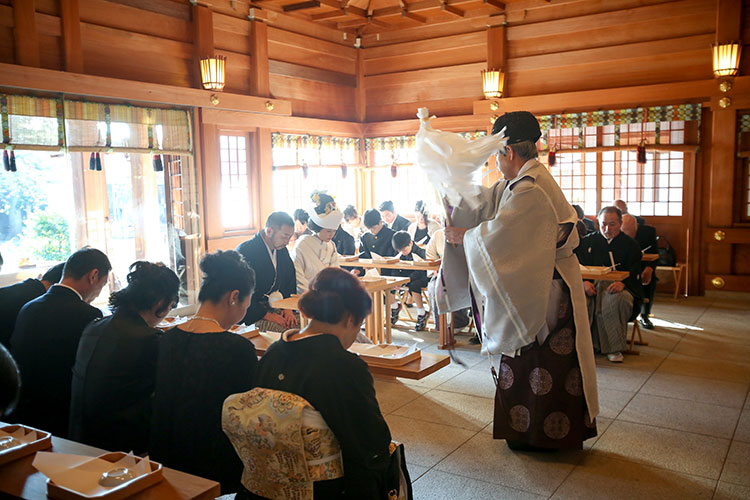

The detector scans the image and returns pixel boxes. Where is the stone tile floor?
[382,292,750,500]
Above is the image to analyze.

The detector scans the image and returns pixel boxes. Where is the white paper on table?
[370,252,384,261]
[0,427,38,452]
[364,268,381,278]
[33,452,150,497]
[412,253,425,262]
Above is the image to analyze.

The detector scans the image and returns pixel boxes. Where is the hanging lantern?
[200,55,226,91]
[481,69,504,99]
[88,152,97,170]
[3,151,9,171]
[301,162,308,179]
[712,43,742,78]
[95,152,103,171]
[341,164,347,179]
[9,151,16,172]
[390,163,397,178]
[637,141,647,165]
[153,154,164,172]
[548,146,557,166]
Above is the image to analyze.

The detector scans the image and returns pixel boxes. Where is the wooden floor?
[381,292,750,500]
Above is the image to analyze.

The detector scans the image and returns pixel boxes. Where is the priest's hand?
[607,281,625,294]
[641,267,653,285]
[583,281,597,296]
[445,226,468,245]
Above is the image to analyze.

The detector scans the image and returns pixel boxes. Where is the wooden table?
[248,331,450,380]
[580,267,630,281]
[340,259,455,349]
[275,276,410,344]
[642,253,659,262]
[0,428,220,500]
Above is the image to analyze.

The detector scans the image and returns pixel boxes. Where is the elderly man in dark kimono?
[575,207,643,362]
[426,111,599,451]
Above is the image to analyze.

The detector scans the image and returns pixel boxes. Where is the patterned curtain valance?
[272,133,361,152]
[740,114,750,133]
[538,104,702,132]
[1,93,193,154]
[365,135,415,151]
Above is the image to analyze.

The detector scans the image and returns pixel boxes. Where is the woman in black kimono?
[247,267,395,500]
[151,250,257,494]
[69,261,179,454]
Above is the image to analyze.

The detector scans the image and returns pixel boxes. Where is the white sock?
[391,303,400,309]
[417,307,425,316]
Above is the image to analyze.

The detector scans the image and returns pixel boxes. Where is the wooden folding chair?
[623,299,649,356]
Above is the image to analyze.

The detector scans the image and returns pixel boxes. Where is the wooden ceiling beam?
[371,0,475,18]
[283,0,321,12]
[402,10,427,23]
[483,0,505,11]
[441,2,465,17]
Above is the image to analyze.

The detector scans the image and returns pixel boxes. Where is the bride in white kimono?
[418,109,599,451]
[291,191,342,293]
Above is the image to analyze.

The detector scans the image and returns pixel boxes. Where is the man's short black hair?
[572,204,585,220]
[293,209,309,224]
[363,209,382,229]
[41,263,65,284]
[597,206,623,221]
[378,200,395,213]
[343,205,358,221]
[62,248,111,280]
[392,231,412,252]
[265,212,294,229]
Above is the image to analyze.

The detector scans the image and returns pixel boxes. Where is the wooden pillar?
[355,49,366,123]
[249,20,270,97]
[60,0,83,73]
[12,0,40,67]
[192,4,214,89]
[256,128,274,225]
[704,0,742,282]
[486,25,505,70]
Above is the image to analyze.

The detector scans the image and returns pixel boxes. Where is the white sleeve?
[293,241,309,292]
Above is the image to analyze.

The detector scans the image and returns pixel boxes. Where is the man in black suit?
[0,263,65,349]
[10,248,111,437]
[622,214,659,329]
[379,200,410,232]
[236,212,297,332]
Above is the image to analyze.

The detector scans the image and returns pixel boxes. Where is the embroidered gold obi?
[222,388,344,500]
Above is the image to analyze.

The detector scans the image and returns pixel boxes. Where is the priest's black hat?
[491,111,541,145]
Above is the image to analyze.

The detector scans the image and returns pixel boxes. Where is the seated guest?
[10,248,110,436]
[292,192,342,292]
[333,225,355,257]
[425,227,445,261]
[0,344,20,417]
[613,199,644,226]
[151,250,257,494]
[378,200,410,232]
[407,200,440,245]
[250,267,393,500]
[0,262,64,348]
[360,209,397,260]
[236,212,297,333]
[572,204,596,239]
[342,205,364,248]
[293,208,312,240]
[69,261,180,454]
[392,231,430,330]
[622,214,659,330]
[575,207,642,363]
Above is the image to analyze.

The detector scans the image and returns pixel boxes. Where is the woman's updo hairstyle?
[198,250,256,303]
[415,200,428,218]
[298,267,372,325]
[109,261,180,315]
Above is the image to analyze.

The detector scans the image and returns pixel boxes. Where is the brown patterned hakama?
[492,280,597,450]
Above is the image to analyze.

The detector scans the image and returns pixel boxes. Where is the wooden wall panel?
[267,27,356,75]
[0,4,14,64]
[269,74,356,121]
[79,0,192,43]
[80,22,193,87]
